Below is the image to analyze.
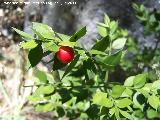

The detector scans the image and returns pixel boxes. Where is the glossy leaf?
[12,27,34,40]
[116,98,132,108]
[35,103,55,112]
[20,40,38,49]
[104,14,110,27]
[124,76,135,87]
[55,32,70,41]
[147,109,158,119]
[35,70,48,83]
[97,25,107,37]
[96,50,123,68]
[32,22,55,40]
[112,38,127,49]
[43,41,59,52]
[62,55,80,79]
[28,45,43,67]
[109,21,118,34]
[133,73,147,88]
[148,95,159,109]
[93,92,113,108]
[69,26,86,42]
[111,85,125,98]
[59,41,77,48]
[92,36,109,52]
[35,85,54,95]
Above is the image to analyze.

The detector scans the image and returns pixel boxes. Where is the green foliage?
[28,45,43,67]
[32,22,55,40]
[13,27,34,41]
[14,10,160,120]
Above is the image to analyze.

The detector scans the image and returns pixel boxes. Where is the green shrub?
[13,4,160,120]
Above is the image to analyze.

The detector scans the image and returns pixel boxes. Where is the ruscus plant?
[13,9,160,119]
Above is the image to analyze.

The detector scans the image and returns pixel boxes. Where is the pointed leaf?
[112,38,127,49]
[20,40,38,49]
[148,95,159,109]
[35,103,55,112]
[97,25,107,37]
[116,98,132,108]
[35,85,54,95]
[104,14,110,27]
[28,44,43,67]
[62,55,80,79]
[103,51,123,66]
[43,41,58,52]
[111,85,125,98]
[69,26,86,42]
[32,22,55,40]
[133,73,147,88]
[35,70,48,84]
[92,36,109,52]
[12,27,34,40]
[55,32,70,41]
[124,76,135,87]
[93,92,113,108]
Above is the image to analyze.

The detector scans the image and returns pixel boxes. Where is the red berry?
[57,46,74,64]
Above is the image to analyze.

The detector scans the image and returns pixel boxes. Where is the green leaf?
[92,36,109,52]
[62,55,80,79]
[12,27,34,40]
[92,92,113,108]
[97,25,107,37]
[115,108,121,120]
[59,41,77,48]
[132,3,139,11]
[147,109,158,119]
[124,76,135,87]
[35,103,55,112]
[97,22,108,28]
[55,32,70,41]
[119,110,132,119]
[69,26,86,42]
[152,80,160,90]
[109,107,115,117]
[111,85,125,98]
[89,50,107,56]
[103,50,123,66]
[104,14,110,27]
[35,70,48,84]
[32,22,54,40]
[20,40,38,49]
[112,38,127,49]
[28,44,43,67]
[121,88,133,97]
[148,95,159,109]
[116,98,132,108]
[35,85,54,95]
[43,41,58,52]
[28,95,45,102]
[109,21,118,34]
[133,73,147,88]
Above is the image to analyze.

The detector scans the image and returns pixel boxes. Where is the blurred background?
[0,0,160,119]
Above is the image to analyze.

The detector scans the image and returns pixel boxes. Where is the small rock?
[1,29,8,36]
